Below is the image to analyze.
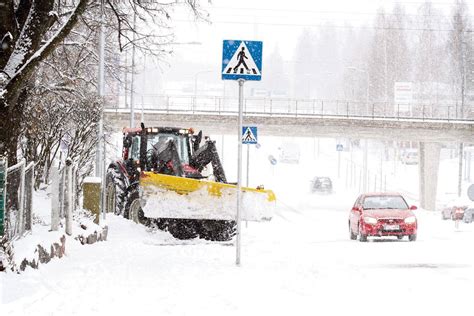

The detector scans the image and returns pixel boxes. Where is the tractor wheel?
[167,219,199,240]
[124,190,147,225]
[198,220,236,241]
[106,166,128,216]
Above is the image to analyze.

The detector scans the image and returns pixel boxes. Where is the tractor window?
[130,136,141,160]
[148,134,190,164]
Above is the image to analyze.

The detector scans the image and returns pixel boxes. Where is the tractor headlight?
[404,216,416,224]
[364,217,377,225]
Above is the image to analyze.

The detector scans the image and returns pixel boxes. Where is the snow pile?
[3,188,108,272]
[142,184,275,221]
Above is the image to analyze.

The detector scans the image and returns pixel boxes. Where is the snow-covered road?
[2,191,473,316]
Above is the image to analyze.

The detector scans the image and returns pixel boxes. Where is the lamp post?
[193,70,212,111]
[347,66,370,116]
[347,66,370,192]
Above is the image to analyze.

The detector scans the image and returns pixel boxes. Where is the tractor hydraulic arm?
[190,140,227,183]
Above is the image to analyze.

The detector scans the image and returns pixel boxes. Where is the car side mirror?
[352,206,361,212]
[409,205,417,210]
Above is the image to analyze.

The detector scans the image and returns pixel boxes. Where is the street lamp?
[346,66,370,192]
[193,70,212,111]
[347,66,370,114]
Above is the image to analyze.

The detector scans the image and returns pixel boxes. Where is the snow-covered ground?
[2,192,473,315]
[2,136,474,315]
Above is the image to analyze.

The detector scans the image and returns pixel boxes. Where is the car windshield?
[148,133,190,164]
[362,195,409,210]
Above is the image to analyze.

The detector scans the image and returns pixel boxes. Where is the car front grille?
[378,218,404,224]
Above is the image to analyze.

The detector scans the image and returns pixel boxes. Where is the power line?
[205,4,473,19]
[175,19,474,33]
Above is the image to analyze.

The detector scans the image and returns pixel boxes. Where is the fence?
[0,159,35,241]
[51,158,78,235]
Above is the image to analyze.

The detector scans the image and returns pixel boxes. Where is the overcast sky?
[167,0,466,63]
[134,0,471,96]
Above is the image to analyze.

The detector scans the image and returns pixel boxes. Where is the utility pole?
[130,11,137,128]
[97,0,106,221]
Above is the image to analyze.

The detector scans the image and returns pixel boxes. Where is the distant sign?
[394,82,413,112]
[222,40,262,81]
[242,126,258,144]
[468,184,474,201]
[268,155,277,165]
[336,144,344,152]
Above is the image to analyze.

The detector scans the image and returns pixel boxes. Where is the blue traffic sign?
[242,126,258,144]
[222,40,262,81]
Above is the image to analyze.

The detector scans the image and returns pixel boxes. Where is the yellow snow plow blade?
[139,172,276,221]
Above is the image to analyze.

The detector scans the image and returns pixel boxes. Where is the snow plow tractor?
[105,124,276,241]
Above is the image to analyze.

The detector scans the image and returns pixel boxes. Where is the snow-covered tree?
[413,1,449,105]
[368,8,389,103]
[293,28,318,98]
[447,0,473,117]
[0,0,207,165]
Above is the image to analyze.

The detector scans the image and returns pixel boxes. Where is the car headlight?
[364,217,377,224]
[404,216,416,224]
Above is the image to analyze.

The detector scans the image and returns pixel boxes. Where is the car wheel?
[358,223,367,242]
[397,235,404,240]
[408,234,417,242]
[349,223,357,240]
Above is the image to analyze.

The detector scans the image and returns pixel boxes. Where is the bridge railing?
[105,94,474,121]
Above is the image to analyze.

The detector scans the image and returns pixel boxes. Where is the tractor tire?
[124,190,148,225]
[105,166,128,216]
[167,219,199,240]
[198,220,236,241]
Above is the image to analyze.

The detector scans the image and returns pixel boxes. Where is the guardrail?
[104,94,474,122]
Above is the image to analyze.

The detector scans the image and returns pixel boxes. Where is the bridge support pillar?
[418,142,441,211]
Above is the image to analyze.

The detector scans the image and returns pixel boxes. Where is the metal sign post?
[236,79,244,265]
[222,40,262,266]
[336,144,343,178]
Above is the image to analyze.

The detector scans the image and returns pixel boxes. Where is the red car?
[349,193,418,242]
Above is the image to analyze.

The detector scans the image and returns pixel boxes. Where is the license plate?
[384,224,399,230]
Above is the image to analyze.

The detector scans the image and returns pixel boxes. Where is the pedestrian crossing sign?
[222,40,262,81]
[242,126,258,144]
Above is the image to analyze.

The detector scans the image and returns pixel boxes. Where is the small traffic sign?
[242,126,258,144]
[336,144,344,151]
[222,40,262,81]
[468,184,474,201]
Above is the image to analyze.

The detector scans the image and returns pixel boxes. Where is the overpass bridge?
[104,95,474,211]
[104,95,474,142]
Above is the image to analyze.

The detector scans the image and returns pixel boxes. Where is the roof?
[122,127,195,135]
[360,192,404,197]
